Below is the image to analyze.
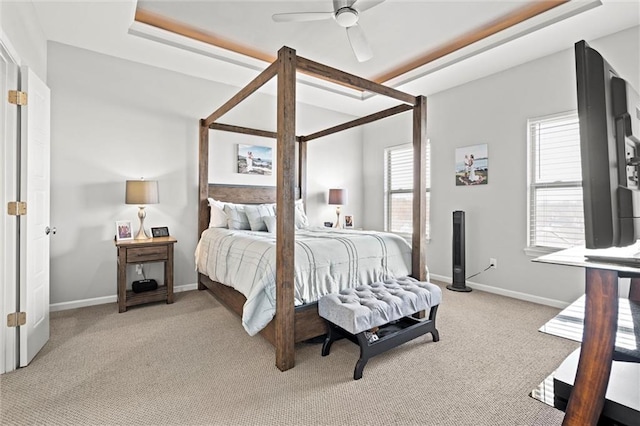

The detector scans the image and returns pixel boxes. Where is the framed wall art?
[455,144,488,186]
[237,144,273,175]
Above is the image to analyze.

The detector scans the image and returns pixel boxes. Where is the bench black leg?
[429,305,440,342]
[354,333,371,380]
[322,322,339,356]
[354,358,367,380]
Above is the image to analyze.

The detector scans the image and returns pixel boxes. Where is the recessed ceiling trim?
[128,21,268,73]
[135,8,276,64]
[128,20,369,101]
[131,0,604,105]
[376,0,602,90]
[134,1,572,87]
[130,13,378,99]
[371,0,571,84]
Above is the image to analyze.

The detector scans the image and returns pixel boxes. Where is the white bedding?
[195,227,412,336]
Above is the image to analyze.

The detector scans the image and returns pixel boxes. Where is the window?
[384,143,430,238]
[528,112,584,250]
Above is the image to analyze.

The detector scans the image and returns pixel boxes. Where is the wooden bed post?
[198,120,209,240]
[412,96,427,281]
[299,140,307,208]
[275,46,297,371]
[198,120,210,291]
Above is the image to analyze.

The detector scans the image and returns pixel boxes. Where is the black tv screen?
[575,40,640,249]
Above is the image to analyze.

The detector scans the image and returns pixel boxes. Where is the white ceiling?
[28,0,640,116]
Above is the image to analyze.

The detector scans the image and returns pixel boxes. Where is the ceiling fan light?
[335,8,358,27]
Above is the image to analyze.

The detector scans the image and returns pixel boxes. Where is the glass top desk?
[534,246,640,426]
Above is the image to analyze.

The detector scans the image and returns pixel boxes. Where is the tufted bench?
[318,277,441,380]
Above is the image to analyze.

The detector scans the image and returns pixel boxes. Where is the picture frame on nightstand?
[115,220,133,241]
[344,215,354,229]
[151,226,170,238]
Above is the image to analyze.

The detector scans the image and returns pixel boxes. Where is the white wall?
[47,42,363,306]
[363,26,640,306]
[0,1,47,80]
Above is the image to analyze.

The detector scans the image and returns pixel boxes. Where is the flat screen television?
[575,40,640,249]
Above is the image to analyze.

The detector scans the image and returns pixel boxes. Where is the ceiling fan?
[272,0,385,63]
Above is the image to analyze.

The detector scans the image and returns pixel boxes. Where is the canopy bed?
[198,46,427,371]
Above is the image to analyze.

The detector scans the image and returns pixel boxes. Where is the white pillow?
[244,204,275,231]
[294,199,309,229]
[263,216,277,234]
[208,198,228,228]
[224,204,251,230]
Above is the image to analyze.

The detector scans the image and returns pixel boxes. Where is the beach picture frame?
[237,144,273,175]
[455,144,488,186]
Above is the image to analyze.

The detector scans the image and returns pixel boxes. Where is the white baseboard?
[49,283,199,312]
[429,273,570,309]
[51,278,570,312]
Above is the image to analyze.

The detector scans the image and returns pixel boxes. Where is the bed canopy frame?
[198,46,426,372]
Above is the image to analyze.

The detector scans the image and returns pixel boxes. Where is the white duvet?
[195,227,412,335]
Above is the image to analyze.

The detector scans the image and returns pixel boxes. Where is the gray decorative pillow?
[244,204,275,231]
[263,216,277,234]
[223,204,250,230]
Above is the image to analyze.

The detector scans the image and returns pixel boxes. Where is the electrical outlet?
[136,264,143,275]
[489,258,497,269]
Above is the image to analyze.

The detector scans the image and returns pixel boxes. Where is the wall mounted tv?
[575,40,640,249]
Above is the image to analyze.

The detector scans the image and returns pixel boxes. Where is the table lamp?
[328,188,348,229]
[126,179,159,240]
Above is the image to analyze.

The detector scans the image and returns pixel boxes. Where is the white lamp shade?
[125,180,159,205]
[328,188,348,205]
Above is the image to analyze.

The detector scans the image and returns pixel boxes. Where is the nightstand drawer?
[127,246,168,262]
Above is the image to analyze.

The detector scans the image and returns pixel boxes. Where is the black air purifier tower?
[447,210,472,292]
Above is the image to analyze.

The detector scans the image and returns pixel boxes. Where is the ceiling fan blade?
[346,24,373,62]
[272,12,333,22]
[352,0,386,13]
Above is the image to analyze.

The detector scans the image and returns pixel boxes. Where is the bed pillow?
[224,204,251,230]
[294,199,309,229]
[244,204,275,231]
[263,216,277,234]
[208,198,228,228]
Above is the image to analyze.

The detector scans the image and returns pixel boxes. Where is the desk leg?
[166,243,174,304]
[562,268,618,426]
[117,247,127,313]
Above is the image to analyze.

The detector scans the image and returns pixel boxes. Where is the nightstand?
[115,236,177,313]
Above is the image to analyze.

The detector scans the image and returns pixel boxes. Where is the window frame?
[526,110,584,254]
[383,142,431,240]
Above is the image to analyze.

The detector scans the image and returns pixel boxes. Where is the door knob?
[45,226,57,235]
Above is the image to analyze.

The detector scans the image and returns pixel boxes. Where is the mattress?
[195,227,412,336]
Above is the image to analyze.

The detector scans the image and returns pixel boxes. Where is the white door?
[18,66,51,367]
[1,38,20,374]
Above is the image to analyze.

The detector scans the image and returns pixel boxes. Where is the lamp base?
[334,207,342,229]
[134,227,150,240]
[134,206,151,240]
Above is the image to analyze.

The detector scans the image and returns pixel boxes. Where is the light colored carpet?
[0,282,578,425]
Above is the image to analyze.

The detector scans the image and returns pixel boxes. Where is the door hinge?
[7,312,26,327]
[8,90,27,106]
[7,201,27,216]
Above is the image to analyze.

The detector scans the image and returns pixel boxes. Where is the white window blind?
[528,112,584,249]
[384,143,430,238]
